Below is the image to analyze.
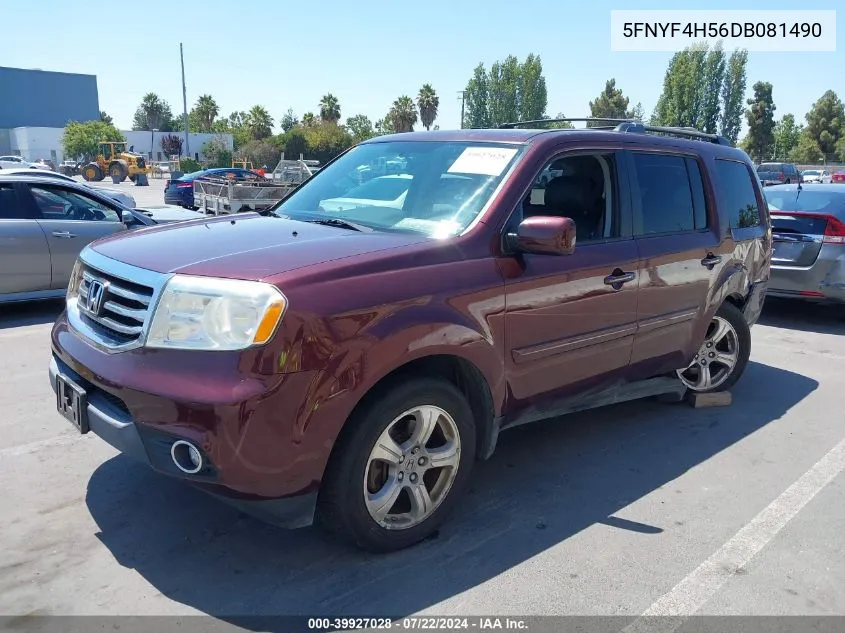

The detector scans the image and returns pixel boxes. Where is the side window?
[521,153,620,242]
[632,153,696,235]
[714,160,761,229]
[0,185,28,220]
[30,186,121,223]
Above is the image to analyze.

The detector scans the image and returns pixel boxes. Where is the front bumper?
[49,315,329,529]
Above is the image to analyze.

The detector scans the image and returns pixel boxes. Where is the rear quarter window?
[714,160,762,230]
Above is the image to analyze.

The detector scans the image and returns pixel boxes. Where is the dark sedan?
[164,167,263,209]
[763,184,845,304]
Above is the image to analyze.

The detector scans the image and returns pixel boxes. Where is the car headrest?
[544,176,596,214]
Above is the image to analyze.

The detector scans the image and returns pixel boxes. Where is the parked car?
[832,171,845,184]
[0,155,51,170]
[756,162,802,186]
[48,122,770,552]
[762,184,845,304]
[800,169,833,184]
[164,167,263,209]
[0,174,196,304]
[0,167,137,208]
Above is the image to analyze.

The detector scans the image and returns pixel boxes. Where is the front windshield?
[803,170,820,176]
[273,140,524,237]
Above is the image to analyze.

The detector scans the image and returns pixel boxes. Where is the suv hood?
[88,213,427,280]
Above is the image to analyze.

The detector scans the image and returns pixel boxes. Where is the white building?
[6,126,234,164]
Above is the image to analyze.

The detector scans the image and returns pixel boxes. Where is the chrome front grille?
[77,266,155,346]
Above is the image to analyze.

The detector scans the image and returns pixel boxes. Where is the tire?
[316,378,476,553]
[82,163,103,182]
[677,302,751,393]
[108,161,128,182]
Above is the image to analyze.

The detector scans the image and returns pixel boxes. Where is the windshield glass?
[273,140,523,237]
[764,189,845,214]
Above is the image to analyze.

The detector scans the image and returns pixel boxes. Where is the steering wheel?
[73,206,105,221]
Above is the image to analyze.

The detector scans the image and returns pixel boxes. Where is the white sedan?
[0,155,51,170]
[801,169,833,184]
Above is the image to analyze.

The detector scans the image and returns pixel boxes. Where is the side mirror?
[511,215,576,255]
[121,209,134,224]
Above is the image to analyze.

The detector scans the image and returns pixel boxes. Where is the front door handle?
[604,269,636,289]
[701,253,722,269]
[52,231,77,239]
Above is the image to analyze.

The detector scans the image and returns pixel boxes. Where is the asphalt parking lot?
[1,298,844,626]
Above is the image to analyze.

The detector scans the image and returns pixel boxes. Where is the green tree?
[417,84,439,131]
[236,139,278,168]
[743,81,776,162]
[375,115,395,135]
[488,55,521,126]
[345,114,375,142]
[319,94,341,124]
[279,127,308,159]
[790,133,824,163]
[836,136,845,162]
[388,96,418,133]
[628,102,645,121]
[62,120,125,161]
[211,111,252,150]
[803,90,845,158]
[280,108,299,132]
[772,114,803,160]
[518,53,547,121]
[720,49,748,144]
[545,113,575,129]
[700,43,726,133]
[245,105,274,140]
[302,112,318,127]
[99,111,113,125]
[189,94,219,133]
[201,136,232,168]
[653,44,706,128]
[588,78,630,126]
[302,121,354,163]
[464,63,490,129]
[132,92,175,131]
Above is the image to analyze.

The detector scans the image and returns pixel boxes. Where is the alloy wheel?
[363,405,461,530]
[677,316,740,391]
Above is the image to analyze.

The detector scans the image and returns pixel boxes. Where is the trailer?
[193,157,318,215]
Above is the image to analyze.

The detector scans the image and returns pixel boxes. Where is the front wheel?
[677,302,751,393]
[317,379,476,553]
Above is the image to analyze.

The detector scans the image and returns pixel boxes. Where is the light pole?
[151,128,159,161]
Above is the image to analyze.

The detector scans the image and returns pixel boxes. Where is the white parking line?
[623,437,845,633]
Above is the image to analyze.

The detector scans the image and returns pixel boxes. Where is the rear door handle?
[604,269,636,288]
[701,253,722,269]
[52,231,77,238]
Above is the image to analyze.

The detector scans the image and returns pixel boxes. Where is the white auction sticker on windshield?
[447,147,518,176]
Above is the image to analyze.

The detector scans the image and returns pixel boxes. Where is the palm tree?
[302,112,317,127]
[319,94,341,124]
[193,95,219,132]
[245,105,274,140]
[417,84,439,131]
[389,96,418,133]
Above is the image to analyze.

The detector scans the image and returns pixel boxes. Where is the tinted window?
[30,186,121,222]
[714,160,761,229]
[0,185,26,219]
[686,157,708,229]
[632,153,695,235]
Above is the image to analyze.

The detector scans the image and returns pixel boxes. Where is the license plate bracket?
[56,374,89,434]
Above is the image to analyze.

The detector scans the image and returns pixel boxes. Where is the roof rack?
[499,117,733,146]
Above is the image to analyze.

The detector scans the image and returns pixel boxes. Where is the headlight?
[146,275,287,351]
[67,260,84,302]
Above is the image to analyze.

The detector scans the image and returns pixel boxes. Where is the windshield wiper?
[302,218,374,232]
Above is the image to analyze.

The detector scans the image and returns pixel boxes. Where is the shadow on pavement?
[0,300,64,330]
[758,298,845,336]
[86,360,817,628]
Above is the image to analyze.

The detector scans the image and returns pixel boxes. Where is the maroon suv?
[49,123,771,552]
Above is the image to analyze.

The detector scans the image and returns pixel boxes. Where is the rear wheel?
[317,378,476,553]
[677,302,751,393]
[82,163,103,182]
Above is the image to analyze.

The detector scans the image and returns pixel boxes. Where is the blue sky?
[2,1,841,133]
